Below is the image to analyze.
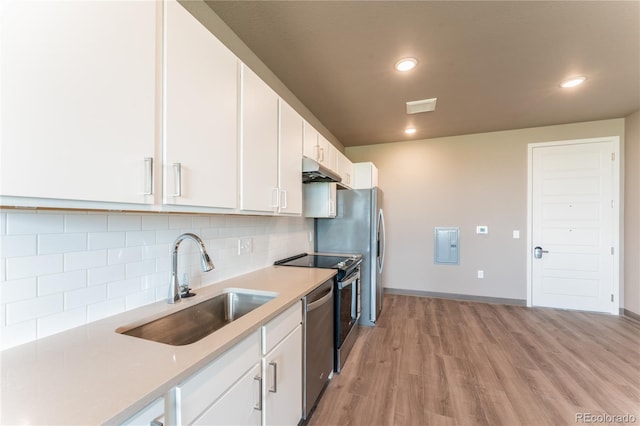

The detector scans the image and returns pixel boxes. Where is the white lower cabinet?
[263,326,302,425]
[193,364,262,426]
[165,302,303,426]
[120,397,164,426]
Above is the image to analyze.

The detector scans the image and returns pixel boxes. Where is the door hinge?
[611,153,615,161]
[611,294,614,302]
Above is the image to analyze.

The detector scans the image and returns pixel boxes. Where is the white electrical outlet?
[513,230,520,239]
[477,270,484,279]
[237,237,253,255]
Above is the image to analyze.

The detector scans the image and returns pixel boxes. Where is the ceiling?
[206,1,640,147]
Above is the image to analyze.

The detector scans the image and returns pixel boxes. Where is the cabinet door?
[120,398,163,426]
[264,325,303,426]
[164,0,238,209]
[240,65,279,212]
[317,135,338,173]
[193,364,262,426]
[302,121,319,160]
[337,151,354,188]
[1,0,157,204]
[303,183,337,218]
[278,101,303,215]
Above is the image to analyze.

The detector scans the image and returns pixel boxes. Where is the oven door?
[336,268,360,349]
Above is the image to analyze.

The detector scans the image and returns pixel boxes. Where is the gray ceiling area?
[206,1,640,147]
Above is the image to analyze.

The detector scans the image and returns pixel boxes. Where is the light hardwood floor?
[308,294,640,426]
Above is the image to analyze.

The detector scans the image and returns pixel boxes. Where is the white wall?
[347,118,625,302]
[624,110,640,315]
[0,211,312,350]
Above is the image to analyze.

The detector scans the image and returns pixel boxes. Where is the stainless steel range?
[275,252,363,374]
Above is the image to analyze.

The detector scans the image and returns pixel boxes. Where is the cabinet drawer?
[178,330,260,424]
[262,302,302,355]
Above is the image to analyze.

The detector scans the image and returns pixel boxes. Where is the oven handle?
[307,286,333,312]
[338,269,360,289]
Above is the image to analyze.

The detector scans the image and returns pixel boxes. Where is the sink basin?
[117,289,277,346]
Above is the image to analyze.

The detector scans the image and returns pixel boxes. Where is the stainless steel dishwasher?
[302,278,334,420]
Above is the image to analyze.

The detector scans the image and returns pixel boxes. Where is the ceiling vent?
[406,98,437,114]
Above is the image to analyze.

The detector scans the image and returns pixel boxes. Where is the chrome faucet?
[169,233,214,304]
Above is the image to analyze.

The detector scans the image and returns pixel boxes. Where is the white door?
[529,138,619,313]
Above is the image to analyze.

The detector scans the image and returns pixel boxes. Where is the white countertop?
[0,266,336,425]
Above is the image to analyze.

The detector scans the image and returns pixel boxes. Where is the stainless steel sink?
[117,289,277,346]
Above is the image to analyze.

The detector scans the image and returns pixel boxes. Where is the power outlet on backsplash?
[237,237,253,255]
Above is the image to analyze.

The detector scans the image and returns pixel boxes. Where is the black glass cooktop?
[274,253,362,277]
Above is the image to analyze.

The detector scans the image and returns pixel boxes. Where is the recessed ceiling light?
[404,127,417,135]
[560,76,587,88]
[395,58,417,72]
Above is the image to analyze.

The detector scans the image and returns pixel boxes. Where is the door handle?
[533,246,549,259]
[268,362,278,393]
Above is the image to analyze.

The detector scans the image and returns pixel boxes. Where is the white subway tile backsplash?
[6,254,63,280]
[87,298,125,322]
[38,270,87,296]
[1,320,37,350]
[65,285,107,310]
[126,288,156,310]
[6,294,63,325]
[107,247,142,265]
[1,235,37,258]
[107,277,141,299]
[64,250,107,271]
[87,264,126,287]
[125,259,156,279]
[7,213,64,235]
[155,229,182,244]
[38,233,86,255]
[168,215,192,230]
[0,211,313,350]
[108,215,142,232]
[126,231,156,247]
[2,277,37,303]
[64,214,107,233]
[0,212,6,235]
[191,216,210,229]
[37,308,86,339]
[142,214,168,230]
[88,232,125,250]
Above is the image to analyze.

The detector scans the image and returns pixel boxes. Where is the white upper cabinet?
[278,101,303,215]
[353,162,379,189]
[164,0,238,210]
[318,135,338,172]
[1,0,158,205]
[240,65,279,212]
[337,151,354,188]
[302,121,319,160]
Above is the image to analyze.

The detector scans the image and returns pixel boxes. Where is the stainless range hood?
[302,157,342,184]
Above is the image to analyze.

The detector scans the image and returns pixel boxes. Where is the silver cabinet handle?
[172,163,182,197]
[253,375,263,411]
[319,147,325,162]
[271,188,279,208]
[150,415,163,426]
[268,362,278,393]
[280,190,287,209]
[143,157,153,195]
